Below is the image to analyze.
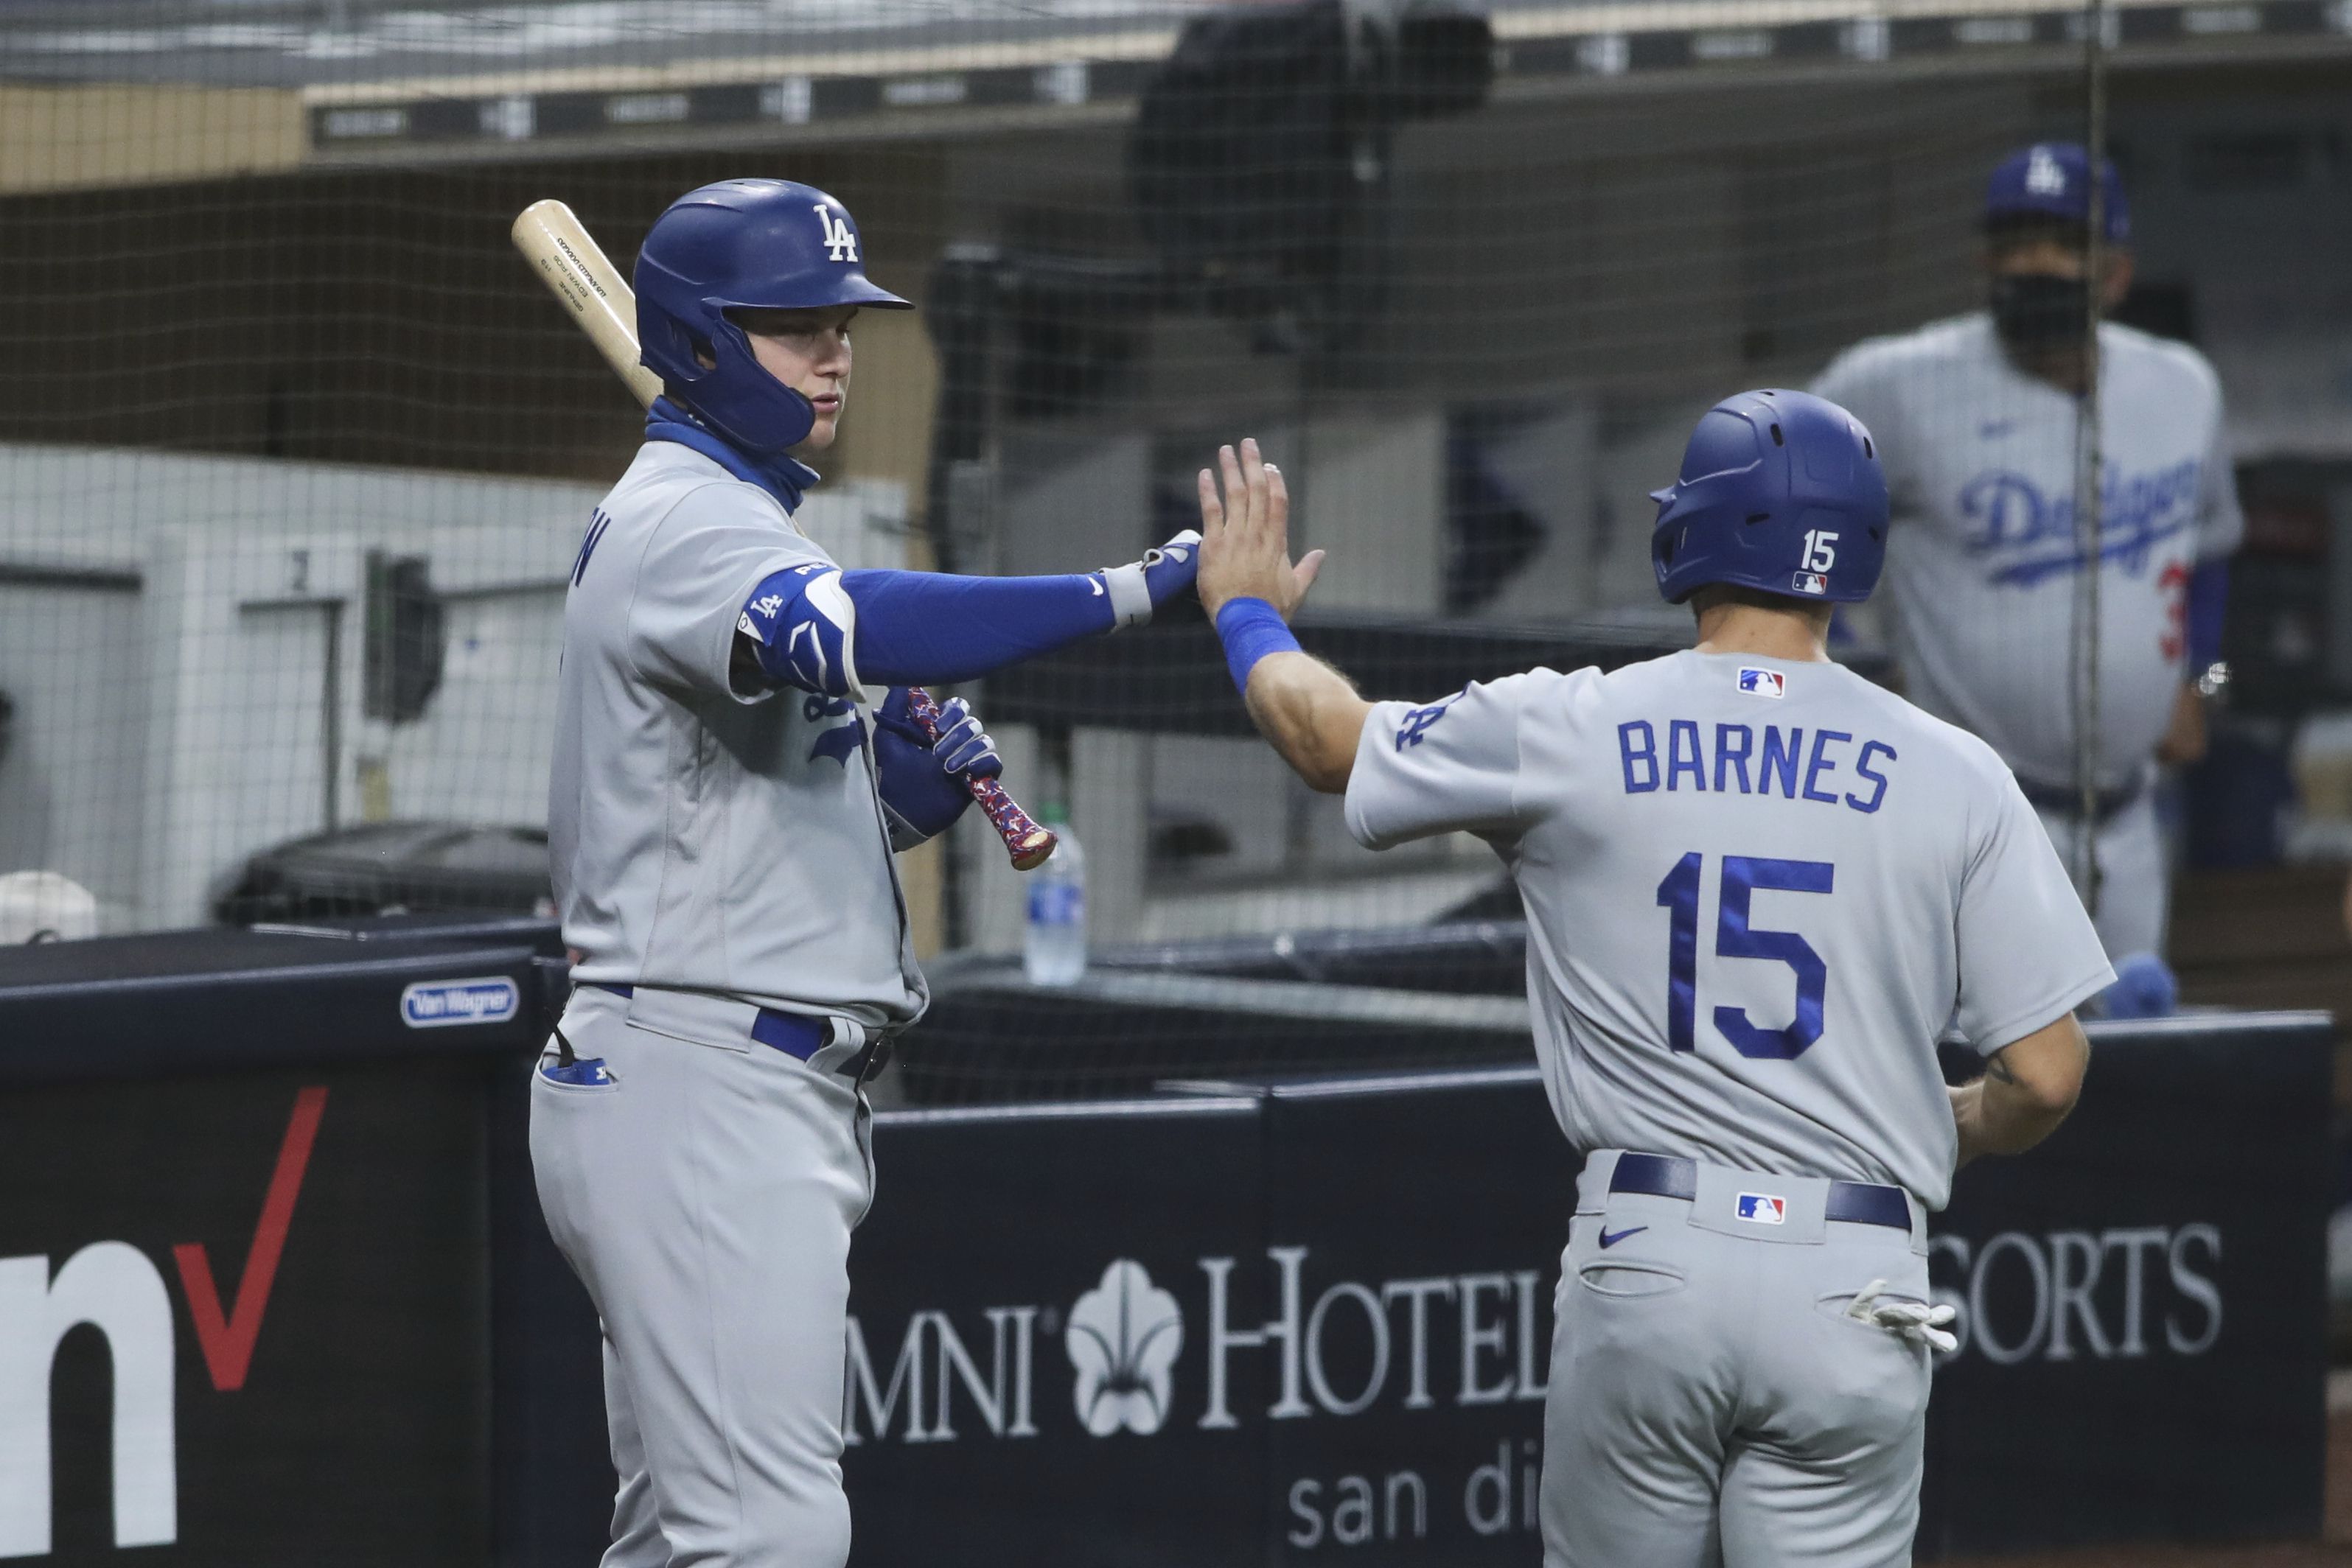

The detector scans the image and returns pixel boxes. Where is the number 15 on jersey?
[1656,853,1835,1060]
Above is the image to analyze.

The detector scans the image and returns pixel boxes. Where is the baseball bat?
[512,199,1057,872]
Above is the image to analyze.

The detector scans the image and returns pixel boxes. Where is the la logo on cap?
[2026,146,2067,196]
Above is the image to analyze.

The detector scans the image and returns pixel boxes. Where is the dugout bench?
[0,921,2326,1565]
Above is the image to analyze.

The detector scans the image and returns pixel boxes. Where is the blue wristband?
[1215,598,1302,695]
[2185,558,2229,668]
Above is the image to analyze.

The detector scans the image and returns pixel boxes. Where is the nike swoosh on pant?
[1599,1226,1647,1249]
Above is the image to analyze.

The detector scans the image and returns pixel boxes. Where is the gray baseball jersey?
[550,440,924,1029]
[1812,312,2242,791]
[1345,648,2113,1211]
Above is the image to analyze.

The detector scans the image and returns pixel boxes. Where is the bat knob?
[1008,829,1058,872]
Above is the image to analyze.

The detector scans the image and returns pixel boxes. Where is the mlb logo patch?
[1737,668,1786,699]
[1790,571,1829,596]
[1736,1193,1787,1225]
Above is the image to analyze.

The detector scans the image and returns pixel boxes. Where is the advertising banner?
[842,1098,1271,1565]
[841,1073,1580,1567]
[846,1019,2331,1566]
[1257,1072,1577,1565]
[0,922,2327,1568]
[0,1063,492,1567]
[1918,1015,2332,1555]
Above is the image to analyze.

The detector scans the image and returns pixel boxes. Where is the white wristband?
[1100,561,1154,630]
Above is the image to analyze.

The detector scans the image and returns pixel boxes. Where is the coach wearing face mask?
[1812,143,2243,1015]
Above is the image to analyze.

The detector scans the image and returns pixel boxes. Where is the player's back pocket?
[1577,1261,1686,1299]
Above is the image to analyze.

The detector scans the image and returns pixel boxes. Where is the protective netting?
[0,0,2341,1099]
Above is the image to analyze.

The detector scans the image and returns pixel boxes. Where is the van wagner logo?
[1067,1261,1184,1438]
[398,977,520,1029]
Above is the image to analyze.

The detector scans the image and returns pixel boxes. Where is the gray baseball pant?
[2031,788,2166,962]
[1541,1149,1934,1568]
[530,984,876,1568]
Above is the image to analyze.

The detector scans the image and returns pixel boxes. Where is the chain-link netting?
[1,0,2343,1099]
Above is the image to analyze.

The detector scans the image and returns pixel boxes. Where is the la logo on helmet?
[817,204,859,263]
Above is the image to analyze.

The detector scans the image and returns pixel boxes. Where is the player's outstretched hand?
[1844,1278,1958,1354]
[1196,437,1325,622]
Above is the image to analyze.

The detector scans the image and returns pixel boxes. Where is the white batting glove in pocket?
[1845,1278,1958,1353]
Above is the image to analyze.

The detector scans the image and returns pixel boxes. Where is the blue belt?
[1610,1152,1912,1231]
[587,983,888,1081]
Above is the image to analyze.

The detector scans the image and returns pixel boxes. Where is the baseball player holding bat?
[1812,144,2244,1012]
[531,178,1199,1568]
[1198,399,2108,1564]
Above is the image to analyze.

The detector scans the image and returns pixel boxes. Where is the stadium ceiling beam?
[1,0,2345,189]
[291,0,2348,170]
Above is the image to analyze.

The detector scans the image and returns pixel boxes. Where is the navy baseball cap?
[1985,143,2129,243]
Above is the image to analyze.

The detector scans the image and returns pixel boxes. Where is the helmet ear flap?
[641,307,706,388]
[703,306,756,369]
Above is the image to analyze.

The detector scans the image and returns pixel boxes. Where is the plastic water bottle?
[1023,805,1086,986]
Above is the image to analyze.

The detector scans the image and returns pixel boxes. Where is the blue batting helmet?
[1650,388,1888,606]
[634,178,912,453]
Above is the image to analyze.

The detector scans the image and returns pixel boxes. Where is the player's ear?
[2101,251,2134,312]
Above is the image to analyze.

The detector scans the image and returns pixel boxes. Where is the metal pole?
[2069,0,2110,909]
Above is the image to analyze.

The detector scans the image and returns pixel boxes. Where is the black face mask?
[1988,273,2093,354]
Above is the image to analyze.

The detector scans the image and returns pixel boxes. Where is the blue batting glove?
[2100,951,2178,1020]
[1099,530,1201,629]
[931,697,1002,780]
[872,688,988,849]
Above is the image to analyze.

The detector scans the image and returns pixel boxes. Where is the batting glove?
[1845,1278,1958,1354]
[2098,951,2178,1020]
[872,689,998,850]
[1099,530,1202,630]
[929,696,1002,780]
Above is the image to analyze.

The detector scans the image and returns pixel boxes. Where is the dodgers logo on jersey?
[1958,461,2200,587]
[1736,1193,1787,1225]
[1394,693,1462,752]
[1737,668,1786,699]
[806,694,865,766]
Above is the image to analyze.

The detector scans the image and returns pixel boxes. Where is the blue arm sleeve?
[840,569,1114,686]
[2186,559,2228,668]
[739,566,1117,697]
[739,539,1198,697]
